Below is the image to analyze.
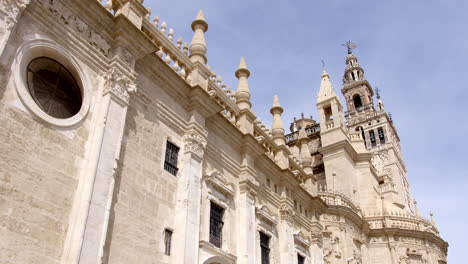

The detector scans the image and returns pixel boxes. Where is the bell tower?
[340,42,415,213]
[341,41,375,113]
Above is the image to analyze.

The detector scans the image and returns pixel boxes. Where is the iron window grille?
[164,229,173,256]
[164,141,179,176]
[369,130,377,147]
[298,254,305,264]
[260,232,270,264]
[378,128,385,144]
[209,202,224,248]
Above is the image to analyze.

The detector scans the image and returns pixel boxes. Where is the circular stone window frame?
[13,39,90,127]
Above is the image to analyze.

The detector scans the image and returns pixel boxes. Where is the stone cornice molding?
[239,179,258,199]
[188,84,224,119]
[103,67,137,105]
[199,240,237,264]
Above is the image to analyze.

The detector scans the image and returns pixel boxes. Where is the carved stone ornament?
[103,67,137,104]
[36,0,111,56]
[0,0,31,52]
[346,249,362,264]
[183,130,207,158]
[371,151,388,173]
[279,203,294,223]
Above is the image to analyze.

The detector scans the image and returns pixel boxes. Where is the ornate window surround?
[294,230,311,259]
[13,37,90,127]
[255,205,278,264]
[201,171,235,253]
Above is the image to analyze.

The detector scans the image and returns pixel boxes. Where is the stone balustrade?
[363,210,440,235]
[348,131,362,141]
[317,190,361,213]
[325,120,335,130]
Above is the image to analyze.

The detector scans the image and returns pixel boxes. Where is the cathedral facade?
[0,1,448,264]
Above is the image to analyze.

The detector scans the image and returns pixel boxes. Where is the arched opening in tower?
[353,94,363,109]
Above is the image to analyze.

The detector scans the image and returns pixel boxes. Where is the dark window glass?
[164,141,179,176]
[209,202,224,248]
[369,130,376,147]
[378,127,385,144]
[27,57,82,119]
[298,254,305,264]
[260,232,270,264]
[164,229,173,255]
[353,94,363,109]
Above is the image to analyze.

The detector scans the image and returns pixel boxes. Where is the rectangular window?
[298,254,305,264]
[209,202,224,248]
[369,130,376,147]
[164,229,173,256]
[378,127,385,144]
[260,232,270,264]
[164,141,179,176]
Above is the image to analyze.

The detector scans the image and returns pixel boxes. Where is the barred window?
[298,254,305,264]
[209,202,224,248]
[260,232,270,264]
[164,229,173,256]
[378,127,385,144]
[164,141,179,176]
[369,130,376,147]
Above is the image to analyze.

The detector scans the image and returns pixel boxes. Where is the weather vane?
[342,40,357,54]
[375,86,381,99]
[321,59,326,69]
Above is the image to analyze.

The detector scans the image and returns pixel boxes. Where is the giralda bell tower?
[340,41,415,214]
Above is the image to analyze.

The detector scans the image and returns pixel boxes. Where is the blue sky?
[145,0,467,262]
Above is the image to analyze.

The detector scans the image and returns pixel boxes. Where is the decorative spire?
[317,69,338,103]
[270,95,285,146]
[298,126,312,175]
[235,57,252,110]
[189,10,208,64]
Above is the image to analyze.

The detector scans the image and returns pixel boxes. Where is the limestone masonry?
[0,1,448,264]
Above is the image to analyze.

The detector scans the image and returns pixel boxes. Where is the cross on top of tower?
[375,86,381,99]
[342,40,357,54]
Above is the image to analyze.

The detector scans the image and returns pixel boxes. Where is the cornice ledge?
[188,84,224,119]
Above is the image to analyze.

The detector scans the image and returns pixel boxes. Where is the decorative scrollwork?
[103,67,137,104]
[183,129,207,158]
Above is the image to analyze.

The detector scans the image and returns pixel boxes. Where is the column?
[173,125,207,264]
[279,202,295,264]
[62,67,136,264]
[237,182,257,264]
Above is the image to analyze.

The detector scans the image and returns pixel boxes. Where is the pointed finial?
[272,95,281,109]
[270,95,285,145]
[189,10,208,64]
[235,57,251,78]
[235,57,251,110]
[317,68,338,103]
[195,9,206,22]
[298,125,307,141]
